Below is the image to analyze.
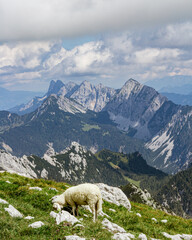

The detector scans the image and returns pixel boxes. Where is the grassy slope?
[0,172,192,240]
[96,150,169,195]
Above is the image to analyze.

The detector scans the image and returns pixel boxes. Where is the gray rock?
[151,218,157,222]
[29,187,42,191]
[138,233,148,240]
[50,211,58,219]
[102,218,126,233]
[109,208,116,212]
[24,216,34,220]
[162,232,192,240]
[55,210,80,225]
[4,204,23,218]
[65,236,86,240]
[161,219,168,223]
[49,187,58,192]
[112,233,135,240]
[0,198,8,204]
[136,213,141,217]
[96,183,131,210]
[28,221,44,228]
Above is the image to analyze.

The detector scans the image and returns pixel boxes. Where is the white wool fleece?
[52,183,102,222]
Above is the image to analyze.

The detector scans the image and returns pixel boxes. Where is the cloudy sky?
[1,0,192,91]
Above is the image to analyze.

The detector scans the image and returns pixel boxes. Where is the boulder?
[0,198,8,204]
[138,233,147,240]
[102,218,126,233]
[4,204,23,218]
[51,210,80,225]
[112,233,135,240]
[96,183,131,210]
[28,221,44,228]
[65,236,86,240]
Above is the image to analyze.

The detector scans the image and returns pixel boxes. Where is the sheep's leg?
[72,205,76,216]
[75,204,79,216]
[89,204,96,222]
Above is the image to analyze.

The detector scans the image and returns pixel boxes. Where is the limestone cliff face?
[69,80,116,112]
[104,79,167,140]
[10,80,116,115]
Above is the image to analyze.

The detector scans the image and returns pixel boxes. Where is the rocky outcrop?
[70,80,116,112]
[0,142,127,186]
[104,79,167,141]
[10,80,115,115]
[4,204,23,218]
[96,183,131,210]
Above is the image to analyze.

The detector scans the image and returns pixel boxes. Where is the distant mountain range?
[145,75,192,94]
[9,80,116,115]
[160,92,192,106]
[1,78,192,174]
[0,93,149,159]
[0,87,43,110]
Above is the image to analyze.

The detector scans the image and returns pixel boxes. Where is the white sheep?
[51,183,102,222]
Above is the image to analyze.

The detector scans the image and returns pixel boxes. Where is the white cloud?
[134,48,181,64]
[1,0,192,41]
[44,41,112,76]
[1,23,192,90]
[0,41,54,69]
[153,22,192,48]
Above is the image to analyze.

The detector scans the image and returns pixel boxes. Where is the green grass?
[0,172,192,240]
[82,124,101,132]
[124,177,141,187]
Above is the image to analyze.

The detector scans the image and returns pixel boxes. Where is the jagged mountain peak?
[10,79,116,115]
[124,78,141,86]
[28,94,86,121]
[47,80,64,95]
[105,78,167,140]
[63,141,87,155]
[81,80,92,86]
[56,95,86,114]
[119,78,144,98]
[58,81,78,96]
[78,80,94,92]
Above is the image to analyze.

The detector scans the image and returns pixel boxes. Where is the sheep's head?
[51,193,66,209]
[53,202,62,211]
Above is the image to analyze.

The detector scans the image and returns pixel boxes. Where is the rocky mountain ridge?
[10,80,116,115]
[104,79,167,140]
[2,78,192,174]
[0,93,149,158]
[0,142,165,189]
[0,142,125,186]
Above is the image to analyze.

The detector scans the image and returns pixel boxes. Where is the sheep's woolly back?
[52,183,103,218]
[64,183,102,210]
